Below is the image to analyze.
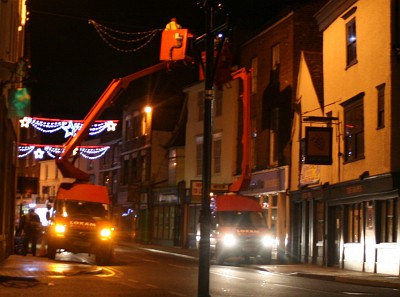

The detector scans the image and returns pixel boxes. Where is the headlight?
[54,224,66,236]
[262,235,274,247]
[222,233,237,247]
[100,228,113,240]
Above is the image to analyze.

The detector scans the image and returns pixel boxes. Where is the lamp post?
[198,1,215,296]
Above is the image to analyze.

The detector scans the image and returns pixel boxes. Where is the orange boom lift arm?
[56,28,193,182]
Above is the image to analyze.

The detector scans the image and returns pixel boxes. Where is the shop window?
[152,206,176,241]
[376,199,397,243]
[345,203,363,243]
[316,201,324,243]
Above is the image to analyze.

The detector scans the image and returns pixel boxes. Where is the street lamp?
[143,105,152,136]
[198,1,216,296]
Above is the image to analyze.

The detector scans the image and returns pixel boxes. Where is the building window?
[272,44,280,70]
[342,93,364,162]
[213,136,221,175]
[269,107,279,166]
[251,57,258,95]
[87,160,94,171]
[346,203,363,243]
[124,117,132,141]
[197,91,204,121]
[196,137,203,176]
[122,157,129,185]
[133,113,143,138]
[376,199,397,243]
[251,117,257,169]
[377,83,385,129]
[346,18,357,67]
[214,89,222,117]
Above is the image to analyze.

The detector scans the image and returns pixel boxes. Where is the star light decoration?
[19,117,118,138]
[18,144,110,160]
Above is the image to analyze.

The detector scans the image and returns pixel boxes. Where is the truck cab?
[210,194,273,265]
[47,183,115,265]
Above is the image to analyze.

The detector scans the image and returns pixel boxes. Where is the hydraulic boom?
[56,61,169,181]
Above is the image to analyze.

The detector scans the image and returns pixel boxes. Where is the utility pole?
[198,1,215,296]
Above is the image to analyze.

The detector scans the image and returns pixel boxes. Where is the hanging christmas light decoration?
[89,19,162,53]
[18,143,110,160]
[19,117,118,138]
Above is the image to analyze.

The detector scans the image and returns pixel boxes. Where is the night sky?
[26,0,308,119]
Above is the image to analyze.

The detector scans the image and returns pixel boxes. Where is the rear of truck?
[47,183,115,265]
[210,194,274,265]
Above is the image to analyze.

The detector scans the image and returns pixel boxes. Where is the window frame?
[272,43,280,70]
[376,83,385,129]
[376,199,398,243]
[346,18,357,67]
[213,135,222,175]
[341,93,364,163]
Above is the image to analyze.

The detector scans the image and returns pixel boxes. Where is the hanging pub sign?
[305,126,333,165]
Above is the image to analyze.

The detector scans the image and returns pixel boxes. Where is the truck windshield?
[216,211,267,228]
[56,200,110,220]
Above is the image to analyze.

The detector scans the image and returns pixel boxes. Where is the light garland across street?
[89,19,162,53]
[18,143,110,160]
[19,117,118,138]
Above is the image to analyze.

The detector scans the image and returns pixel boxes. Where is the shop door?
[327,205,342,267]
[291,202,302,262]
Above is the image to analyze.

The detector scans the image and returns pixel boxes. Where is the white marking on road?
[96,267,116,277]
[342,292,374,295]
[140,248,196,260]
[211,271,246,280]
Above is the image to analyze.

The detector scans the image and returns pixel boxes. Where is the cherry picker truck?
[46,28,192,265]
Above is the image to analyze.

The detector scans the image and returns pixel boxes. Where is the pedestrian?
[165,17,182,30]
[19,208,42,256]
[46,203,52,225]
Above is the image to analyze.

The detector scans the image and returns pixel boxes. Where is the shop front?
[151,189,182,247]
[240,166,289,262]
[292,173,400,275]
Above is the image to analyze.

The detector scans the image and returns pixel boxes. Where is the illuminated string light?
[18,144,110,160]
[89,19,162,53]
[79,147,110,160]
[19,117,118,138]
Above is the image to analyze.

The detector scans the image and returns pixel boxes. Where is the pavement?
[0,242,399,290]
